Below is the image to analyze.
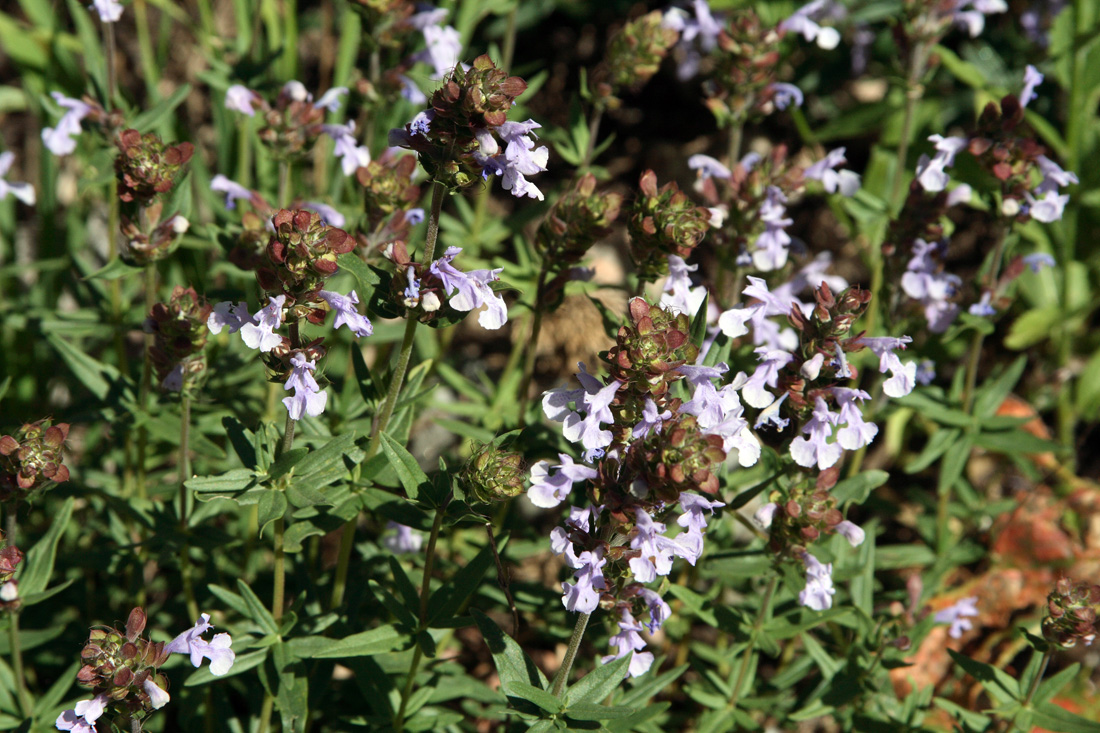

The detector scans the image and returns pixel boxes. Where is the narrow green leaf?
[974,356,1027,419]
[131,83,192,131]
[237,579,280,636]
[427,539,499,626]
[379,432,430,501]
[1031,702,1100,733]
[287,625,404,659]
[502,680,561,714]
[567,653,632,705]
[471,609,549,689]
[566,703,635,721]
[20,496,74,596]
[83,257,144,281]
[831,470,889,505]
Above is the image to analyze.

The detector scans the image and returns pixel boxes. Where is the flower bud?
[460,444,525,504]
[0,419,71,501]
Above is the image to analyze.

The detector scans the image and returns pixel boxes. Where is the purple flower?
[210,174,254,210]
[601,609,655,678]
[143,678,170,710]
[282,353,328,420]
[282,80,310,103]
[225,85,258,116]
[632,397,672,439]
[968,291,996,317]
[383,522,423,554]
[660,255,708,318]
[165,614,236,676]
[717,306,752,339]
[790,396,842,470]
[858,336,917,398]
[915,135,969,192]
[629,509,699,582]
[239,295,285,352]
[663,0,723,79]
[780,0,843,49]
[56,694,108,732]
[563,379,621,460]
[832,387,877,450]
[207,301,251,336]
[742,347,794,409]
[769,82,804,110]
[638,588,670,633]
[677,493,725,533]
[934,596,980,638]
[804,147,860,196]
[1035,156,1078,195]
[319,289,373,337]
[1026,189,1070,223]
[405,208,425,226]
[799,552,836,611]
[916,360,936,385]
[835,520,866,547]
[528,454,597,508]
[1020,65,1043,108]
[0,152,34,206]
[323,121,372,176]
[754,391,790,430]
[314,87,348,112]
[89,0,123,22]
[42,93,92,156]
[687,154,732,180]
[562,548,606,613]
[753,186,792,271]
[952,0,1007,37]
[429,246,509,329]
[900,239,961,333]
[1023,253,1055,272]
[484,120,549,201]
[399,75,427,104]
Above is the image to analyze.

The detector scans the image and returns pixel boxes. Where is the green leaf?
[186,468,261,494]
[1005,307,1063,350]
[932,44,988,88]
[83,257,144,281]
[471,609,549,689]
[237,579,280,636]
[351,344,379,404]
[427,539,499,627]
[46,334,128,402]
[336,252,381,292]
[566,703,635,721]
[502,680,562,714]
[1033,663,1079,707]
[973,356,1026,419]
[287,624,404,658]
[389,556,421,616]
[831,470,889,505]
[947,649,1019,705]
[1031,702,1100,733]
[20,496,74,596]
[268,448,309,481]
[937,435,973,494]
[257,489,288,537]
[567,653,632,705]
[131,83,192,131]
[689,291,710,348]
[379,432,430,502]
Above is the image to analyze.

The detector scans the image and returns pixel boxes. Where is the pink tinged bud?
[421,291,441,312]
[801,353,825,380]
[143,678,170,709]
[0,581,16,602]
[835,520,865,547]
[282,80,310,102]
[225,85,257,116]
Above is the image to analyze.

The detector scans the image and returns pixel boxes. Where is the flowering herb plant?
[0,0,1098,731]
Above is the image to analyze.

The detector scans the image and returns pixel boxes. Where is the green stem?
[104,20,118,106]
[581,106,604,170]
[515,264,550,419]
[728,575,778,712]
[501,4,519,71]
[394,507,445,732]
[278,160,291,209]
[237,119,253,189]
[136,261,157,500]
[551,612,591,697]
[9,611,30,718]
[179,394,191,528]
[331,183,446,609]
[890,41,929,211]
[1002,650,1051,733]
[134,0,160,99]
[726,120,743,170]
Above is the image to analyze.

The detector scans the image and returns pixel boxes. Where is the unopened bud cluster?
[77,608,171,721]
[0,419,71,501]
[0,541,23,611]
[256,85,327,160]
[258,209,356,308]
[1042,577,1099,649]
[604,298,698,399]
[115,129,194,206]
[357,155,422,239]
[595,11,678,105]
[146,287,213,393]
[537,174,623,263]
[628,170,711,280]
[460,444,525,504]
[705,10,782,127]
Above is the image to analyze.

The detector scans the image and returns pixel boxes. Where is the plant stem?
[581,106,604,170]
[278,160,291,208]
[394,507,445,732]
[134,0,160,98]
[330,181,445,610]
[726,120,743,169]
[1001,649,1051,733]
[179,394,191,527]
[890,41,929,210]
[515,264,550,418]
[502,4,519,71]
[136,261,158,500]
[104,21,118,106]
[728,575,778,712]
[9,611,30,718]
[551,611,591,697]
